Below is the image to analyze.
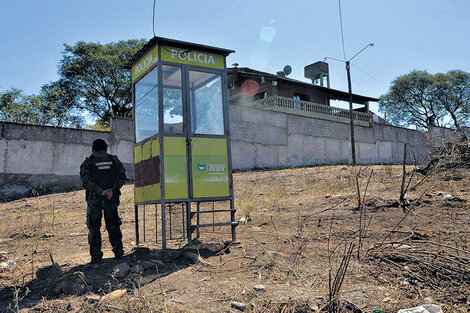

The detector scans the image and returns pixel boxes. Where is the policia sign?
[125,36,236,249]
[161,46,224,69]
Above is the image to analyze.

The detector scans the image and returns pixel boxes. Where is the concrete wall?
[1,105,450,201]
[229,105,430,170]
[0,118,134,201]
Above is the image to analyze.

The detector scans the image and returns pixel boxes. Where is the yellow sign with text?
[191,137,229,198]
[132,45,159,81]
[161,46,224,69]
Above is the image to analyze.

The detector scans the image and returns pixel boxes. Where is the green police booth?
[125,37,236,249]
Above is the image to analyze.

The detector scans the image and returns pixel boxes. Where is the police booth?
[125,37,236,249]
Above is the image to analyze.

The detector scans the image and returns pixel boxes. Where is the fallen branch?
[247,232,275,264]
[379,189,429,245]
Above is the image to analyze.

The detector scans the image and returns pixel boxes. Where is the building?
[227,61,385,126]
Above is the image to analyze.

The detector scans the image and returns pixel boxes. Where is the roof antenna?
[276,65,292,78]
[283,65,292,76]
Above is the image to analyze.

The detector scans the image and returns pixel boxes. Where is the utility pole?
[346,61,356,165]
[324,42,374,166]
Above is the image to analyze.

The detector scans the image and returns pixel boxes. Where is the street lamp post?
[325,42,374,166]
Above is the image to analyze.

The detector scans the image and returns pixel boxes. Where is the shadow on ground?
[0,241,231,312]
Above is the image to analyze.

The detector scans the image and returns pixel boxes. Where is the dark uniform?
[80,148,127,263]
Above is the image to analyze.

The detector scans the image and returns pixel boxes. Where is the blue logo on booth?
[198,163,206,171]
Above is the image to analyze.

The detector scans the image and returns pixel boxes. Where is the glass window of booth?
[189,71,224,135]
[134,67,159,143]
[162,65,183,134]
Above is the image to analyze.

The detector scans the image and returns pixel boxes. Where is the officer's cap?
[92,139,108,151]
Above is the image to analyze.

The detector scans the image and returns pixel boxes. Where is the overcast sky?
[1,0,469,114]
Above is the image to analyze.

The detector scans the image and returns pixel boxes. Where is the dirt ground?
[0,165,469,312]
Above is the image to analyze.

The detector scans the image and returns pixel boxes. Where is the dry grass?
[1,165,469,312]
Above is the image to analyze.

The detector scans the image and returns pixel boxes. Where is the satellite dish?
[283,65,292,76]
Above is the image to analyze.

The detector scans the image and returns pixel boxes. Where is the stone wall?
[0,118,134,201]
[229,105,430,170]
[1,106,456,201]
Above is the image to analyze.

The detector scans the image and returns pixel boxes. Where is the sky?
[1,0,469,115]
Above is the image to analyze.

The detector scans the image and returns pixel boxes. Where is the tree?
[433,70,470,130]
[0,88,83,126]
[379,70,445,129]
[40,80,83,127]
[56,39,146,126]
[379,70,470,130]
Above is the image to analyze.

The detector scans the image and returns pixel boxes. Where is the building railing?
[232,96,372,127]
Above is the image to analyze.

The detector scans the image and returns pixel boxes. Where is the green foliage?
[0,88,83,126]
[379,70,444,129]
[86,120,110,131]
[433,70,470,129]
[379,70,470,129]
[57,39,146,126]
[40,80,83,127]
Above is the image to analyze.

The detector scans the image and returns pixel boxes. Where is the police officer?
[80,139,127,265]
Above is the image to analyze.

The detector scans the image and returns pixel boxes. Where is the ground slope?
[0,165,469,312]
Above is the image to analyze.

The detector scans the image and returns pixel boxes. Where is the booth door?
[162,65,188,200]
[187,70,230,199]
[162,66,230,200]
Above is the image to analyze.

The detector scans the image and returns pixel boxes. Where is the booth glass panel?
[189,71,224,135]
[162,65,183,134]
[135,67,159,142]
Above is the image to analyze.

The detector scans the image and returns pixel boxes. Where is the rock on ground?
[36,263,63,281]
[130,264,144,274]
[253,285,266,291]
[397,304,442,313]
[139,260,164,270]
[231,301,246,311]
[99,289,127,303]
[256,250,288,266]
[53,279,84,295]
[151,249,182,263]
[113,263,130,278]
[149,259,165,267]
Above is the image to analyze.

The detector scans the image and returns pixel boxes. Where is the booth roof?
[124,36,235,69]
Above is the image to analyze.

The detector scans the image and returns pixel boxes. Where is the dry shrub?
[420,136,470,175]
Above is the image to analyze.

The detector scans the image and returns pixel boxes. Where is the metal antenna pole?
[346,61,356,166]
[325,43,373,166]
